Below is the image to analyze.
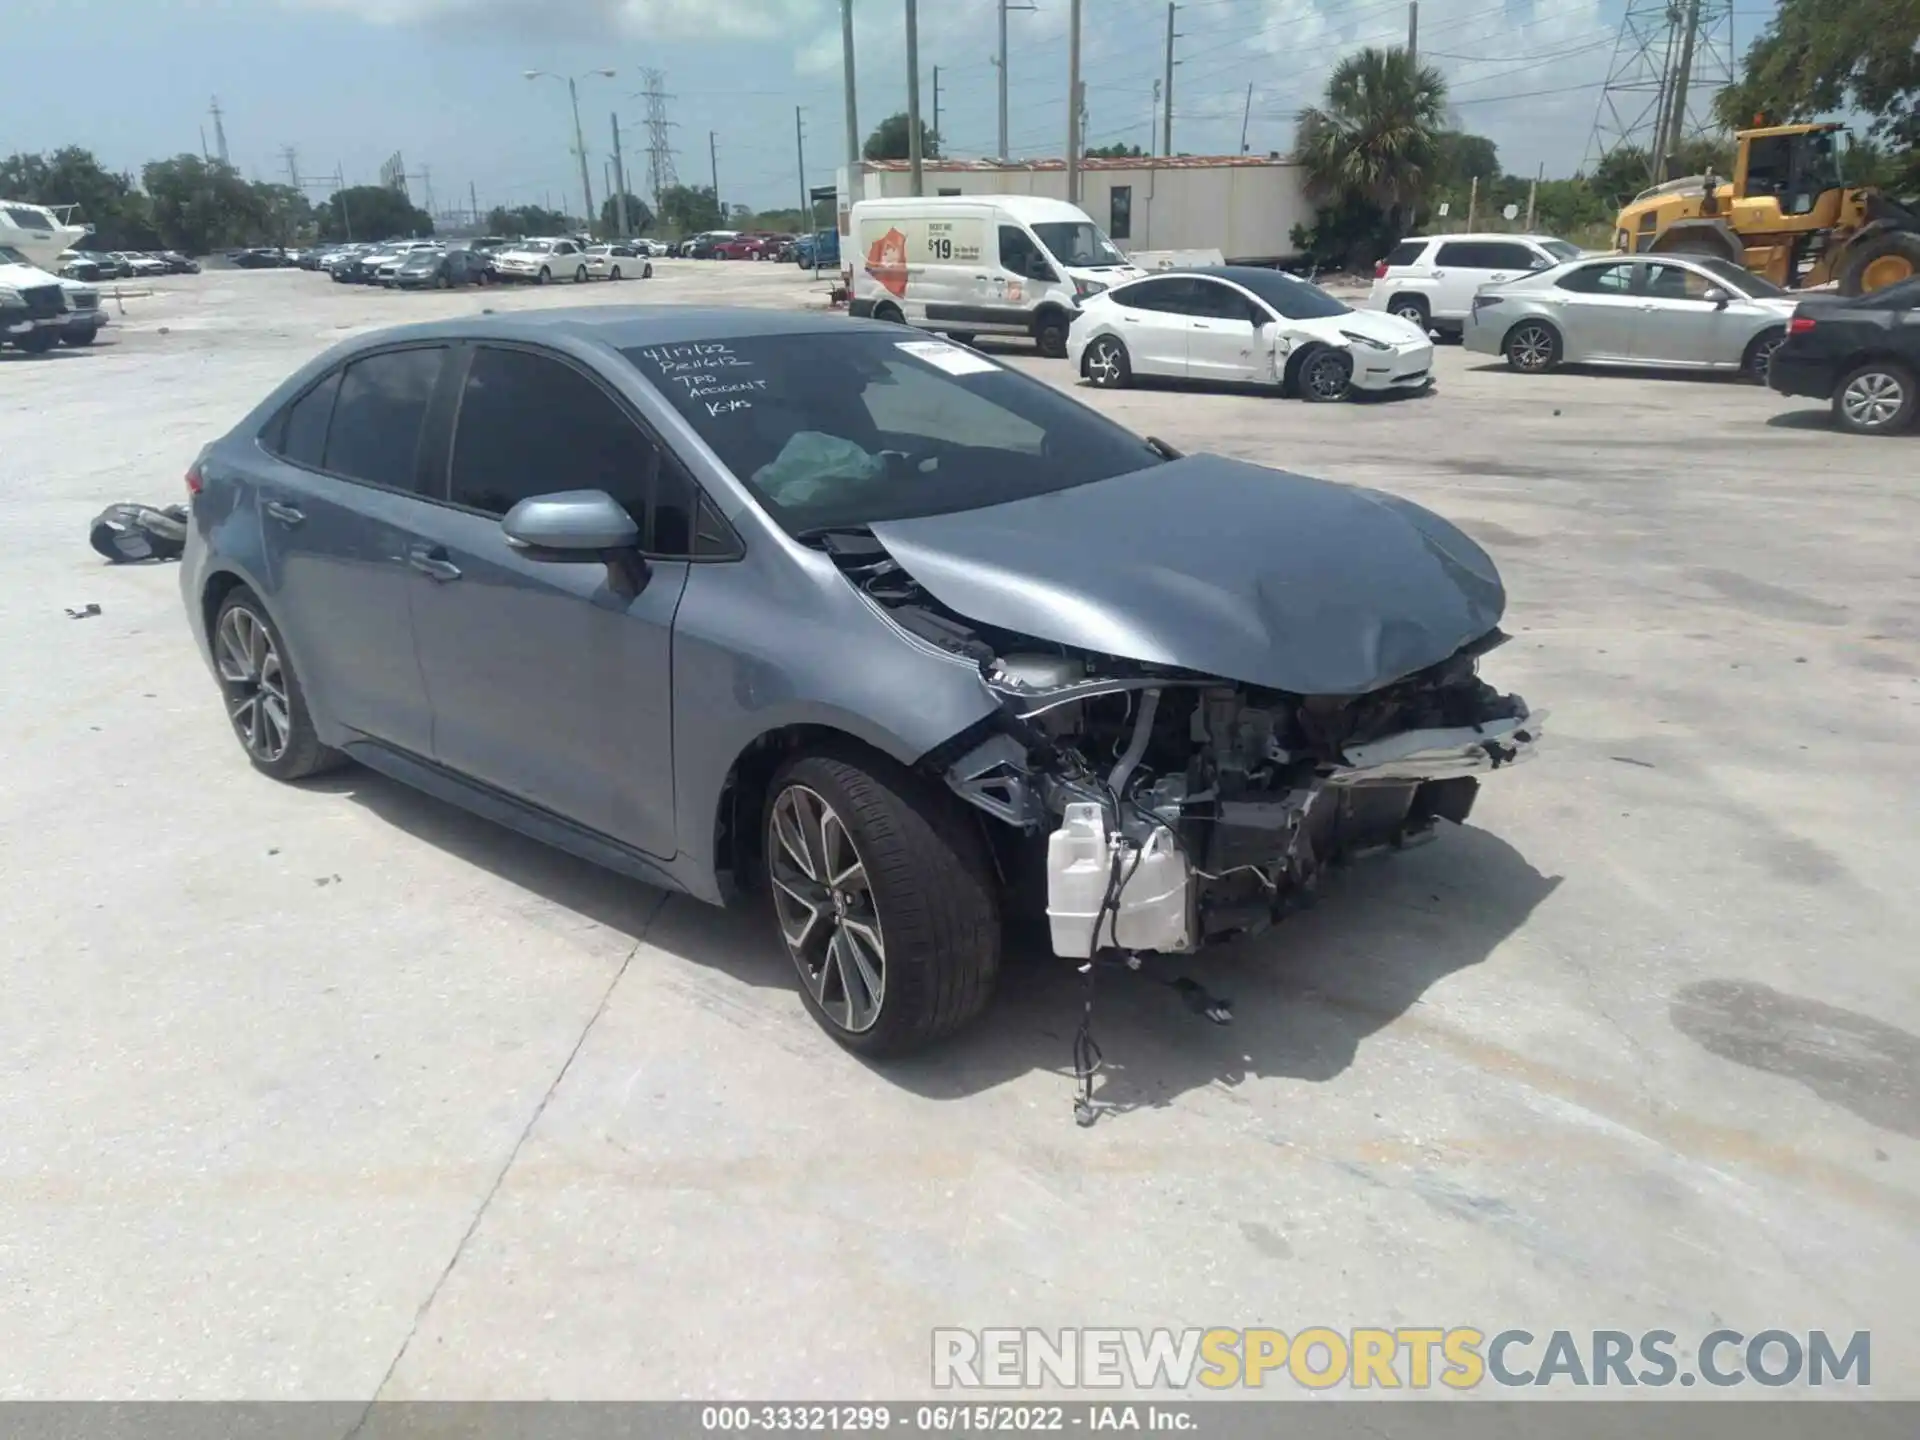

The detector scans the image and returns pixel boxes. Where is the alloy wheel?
[768,784,886,1034]
[1510,324,1554,372]
[1305,350,1350,400]
[215,606,291,763]
[1748,334,1783,380]
[1841,371,1905,429]
[1087,338,1124,386]
[1394,303,1427,326]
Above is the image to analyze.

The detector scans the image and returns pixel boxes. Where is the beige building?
[838,155,1314,265]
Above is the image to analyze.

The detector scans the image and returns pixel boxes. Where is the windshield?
[1231,268,1350,320]
[1540,239,1583,262]
[401,253,437,267]
[624,331,1163,534]
[1031,221,1127,269]
[1696,257,1785,297]
[519,240,553,253]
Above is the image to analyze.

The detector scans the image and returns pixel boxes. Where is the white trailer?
[839,156,1313,267]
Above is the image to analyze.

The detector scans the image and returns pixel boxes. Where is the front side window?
[1189,281,1259,322]
[1031,220,1126,269]
[323,347,445,491]
[624,332,1162,534]
[1482,242,1545,271]
[450,346,691,553]
[999,225,1044,276]
[1642,262,1718,301]
[1233,269,1350,320]
[1693,257,1784,297]
[1538,239,1583,263]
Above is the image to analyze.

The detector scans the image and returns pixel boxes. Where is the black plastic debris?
[65,603,101,619]
[89,503,188,564]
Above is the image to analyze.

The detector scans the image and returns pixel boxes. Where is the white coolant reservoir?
[1046,802,1193,958]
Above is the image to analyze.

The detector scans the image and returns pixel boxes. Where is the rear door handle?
[263,500,304,527]
[1192,322,1212,330]
[406,544,462,582]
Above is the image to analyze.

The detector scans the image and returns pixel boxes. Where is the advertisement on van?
[858,215,988,297]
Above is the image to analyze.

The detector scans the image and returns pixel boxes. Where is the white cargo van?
[848,194,1143,357]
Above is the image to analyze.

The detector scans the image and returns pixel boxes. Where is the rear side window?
[275,370,341,468]
[1386,240,1426,267]
[1556,263,1637,294]
[323,347,445,492]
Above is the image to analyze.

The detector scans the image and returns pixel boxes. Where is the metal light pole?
[905,0,924,196]
[1066,0,1083,203]
[526,68,614,234]
[842,0,861,170]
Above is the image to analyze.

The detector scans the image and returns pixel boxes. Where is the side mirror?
[502,489,648,594]
[1702,286,1732,307]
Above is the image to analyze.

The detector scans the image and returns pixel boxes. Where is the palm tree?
[1296,46,1448,223]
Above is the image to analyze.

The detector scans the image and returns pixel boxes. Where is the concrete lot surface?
[3,262,1917,1399]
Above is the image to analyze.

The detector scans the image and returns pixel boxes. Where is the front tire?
[1832,361,1917,435]
[873,301,906,325]
[62,329,98,347]
[1297,346,1353,402]
[642,261,653,279]
[764,752,1000,1056]
[1389,295,1431,332]
[211,587,343,781]
[1505,320,1562,373]
[1084,334,1131,388]
[1033,312,1070,359]
[575,264,588,284]
[537,267,551,285]
[609,265,622,281]
[15,329,57,354]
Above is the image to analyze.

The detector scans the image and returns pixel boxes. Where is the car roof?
[333,306,886,352]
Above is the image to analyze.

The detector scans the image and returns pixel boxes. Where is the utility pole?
[334,164,352,240]
[1161,5,1178,157]
[470,180,479,228]
[1150,80,1160,156]
[610,112,630,237]
[1239,83,1253,154]
[1525,161,1542,230]
[200,127,210,163]
[566,79,594,232]
[1066,0,1083,202]
[933,65,941,149]
[418,164,434,219]
[1467,174,1479,230]
[281,146,301,190]
[906,0,924,196]
[209,97,230,167]
[998,0,1010,160]
[841,0,861,170]
[795,106,810,229]
[1408,1,1418,63]
[709,131,721,218]
[1661,0,1704,176]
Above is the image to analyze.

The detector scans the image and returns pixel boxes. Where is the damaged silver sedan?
[181,307,1539,1060]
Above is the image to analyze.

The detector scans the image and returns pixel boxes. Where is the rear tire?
[1504,320,1562,373]
[642,261,653,279]
[537,267,551,285]
[764,751,1000,1057]
[1084,334,1131,388]
[62,329,98,347]
[1741,328,1785,384]
[210,587,344,782]
[15,329,57,354]
[1839,232,1920,297]
[873,301,906,325]
[575,265,588,284]
[1389,295,1431,332]
[610,265,622,281]
[1832,360,1917,435]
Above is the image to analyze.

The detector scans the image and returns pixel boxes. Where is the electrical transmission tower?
[1585,0,1736,185]
[209,97,231,166]
[640,69,679,207]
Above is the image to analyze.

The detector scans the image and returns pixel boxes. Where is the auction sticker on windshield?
[897,340,999,377]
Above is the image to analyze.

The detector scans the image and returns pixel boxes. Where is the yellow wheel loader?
[1613,123,1920,296]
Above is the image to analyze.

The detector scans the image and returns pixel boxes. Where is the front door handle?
[406,544,462,582]
[264,500,305,527]
[1192,322,1213,330]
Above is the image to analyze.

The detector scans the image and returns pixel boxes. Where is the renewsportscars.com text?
[932,1327,1871,1391]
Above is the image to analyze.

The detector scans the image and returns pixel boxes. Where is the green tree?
[483,204,573,238]
[1085,142,1146,159]
[1293,46,1446,266]
[1589,137,1732,205]
[0,147,160,249]
[317,185,433,243]
[1432,132,1499,191]
[599,192,654,235]
[250,182,314,245]
[863,112,941,162]
[141,155,273,253]
[658,183,725,234]
[1716,0,1920,183]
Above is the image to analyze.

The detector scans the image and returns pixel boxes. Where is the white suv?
[1366,233,1584,337]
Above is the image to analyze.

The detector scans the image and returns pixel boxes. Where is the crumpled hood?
[867,453,1505,696]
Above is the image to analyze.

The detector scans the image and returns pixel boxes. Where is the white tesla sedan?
[1067,265,1434,402]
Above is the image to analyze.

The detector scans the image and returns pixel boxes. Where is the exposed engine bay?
[820,530,1544,960]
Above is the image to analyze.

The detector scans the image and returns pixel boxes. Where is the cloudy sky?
[4,0,1776,219]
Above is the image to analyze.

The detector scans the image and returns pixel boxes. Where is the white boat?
[0,198,92,269]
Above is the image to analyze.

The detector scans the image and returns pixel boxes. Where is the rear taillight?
[1788,316,1817,334]
[1374,261,1389,279]
[185,461,204,497]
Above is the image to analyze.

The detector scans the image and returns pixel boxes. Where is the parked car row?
[670,230,798,260]
[58,248,199,280]
[2,243,110,352]
[309,236,655,289]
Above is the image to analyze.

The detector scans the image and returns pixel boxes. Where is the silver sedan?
[1463,253,1798,381]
